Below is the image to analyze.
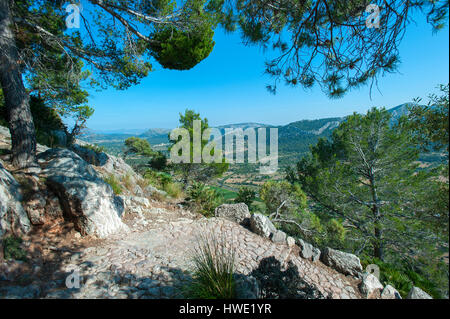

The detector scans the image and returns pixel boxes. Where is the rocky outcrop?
[359,273,383,298]
[0,160,31,237]
[215,203,251,226]
[37,148,128,238]
[407,286,433,299]
[250,213,277,238]
[321,247,363,277]
[381,285,402,299]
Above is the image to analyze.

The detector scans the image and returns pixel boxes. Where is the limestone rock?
[250,213,276,238]
[360,273,383,298]
[407,286,432,299]
[23,192,47,225]
[311,247,321,262]
[286,236,296,247]
[0,161,31,237]
[321,247,363,277]
[215,203,251,226]
[38,148,128,238]
[381,285,402,299]
[271,230,287,244]
[298,239,313,259]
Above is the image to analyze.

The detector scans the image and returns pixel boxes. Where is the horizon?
[86,102,412,133]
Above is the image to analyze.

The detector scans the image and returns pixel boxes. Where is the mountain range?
[80,103,413,162]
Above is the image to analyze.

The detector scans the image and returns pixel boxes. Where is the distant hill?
[80,104,413,160]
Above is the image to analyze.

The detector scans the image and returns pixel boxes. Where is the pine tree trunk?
[0,0,37,168]
[374,226,383,260]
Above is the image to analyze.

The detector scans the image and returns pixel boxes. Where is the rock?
[311,247,321,262]
[320,247,363,277]
[359,273,383,298]
[129,196,151,208]
[407,286,432,299]
[38,148,128,238]
[233,274,260,299]
[381,285,402,299]
[0,161,31,237]
[23,192,47,225]
[271,230,286,244]
[286,236,295,247]
[250,213,276,238]
[71,143,110,167]
[298,239,313,259]
[144,185,167,198]
[215,203,251,226]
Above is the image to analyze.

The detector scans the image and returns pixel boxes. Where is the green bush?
[360,257,441,299]
[184,233,236,299]
[163,182,184,199]
[150,21,215,71]
[3,236,27,261]
[144,170,173,188]
[104,174,122,195]
[149,151,167,171]
[234,187,256,208]
[82,143,106,154]
[187,182,223,217]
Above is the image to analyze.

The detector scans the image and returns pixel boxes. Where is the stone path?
[33,205,361,299]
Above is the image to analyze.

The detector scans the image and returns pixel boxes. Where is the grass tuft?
[185,232,236,299]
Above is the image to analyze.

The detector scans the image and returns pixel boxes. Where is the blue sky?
[82,12,449,131]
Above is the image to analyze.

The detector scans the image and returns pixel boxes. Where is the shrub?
[187,182,223,217]
[121,173,134,192]
[104,174,122,195]
[143,169,173,189]
[185,233,236,299]
[3,236,27,261]
[82,143,106,154]
[260,181,307,216]
[149,151,167,171]
[164,182,184,199]
[234,187,256,208]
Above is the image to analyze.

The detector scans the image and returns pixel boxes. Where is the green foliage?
[209,186,238,202]
[185,232,236,299]
[163,181,184,199]
[149,151,168,171]
[144,169,173,188]
[361,257,443,299]
[408,84,449,153]
[234,187,256,208]
[104,174,123,195]
[170,109,229,186]
[150,22,215,70]
[3,236,27,261]
[260,180,307,216]
[187,182,223,217]
[82,143,106,154]
[0,95,66,147]
[124,137,155,157]
[209,1,448,96]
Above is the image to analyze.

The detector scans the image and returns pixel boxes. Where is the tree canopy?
[288,107,447,261]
